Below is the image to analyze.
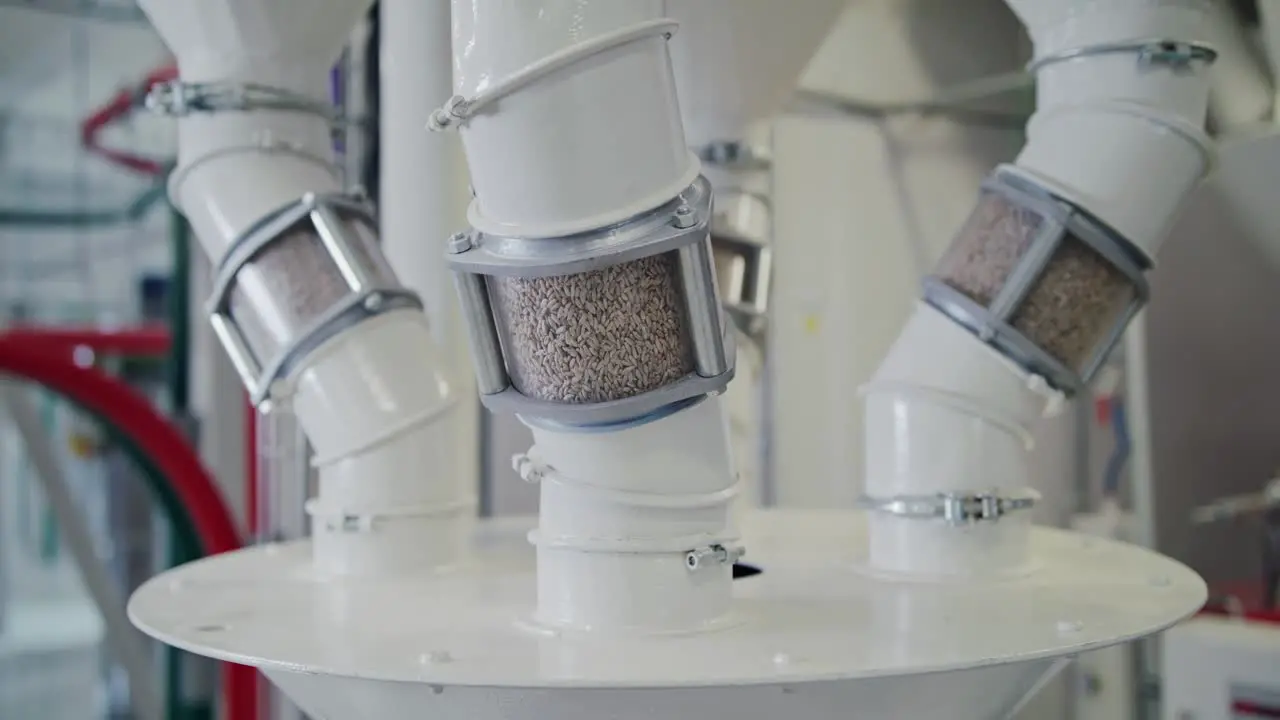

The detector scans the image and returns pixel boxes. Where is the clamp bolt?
[673,204,697,229]
[685,543,744,571]
[447,232,473,254]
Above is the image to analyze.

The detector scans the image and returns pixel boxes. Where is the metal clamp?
[206,193,422,409]
[146,80,350,126]
[859,489,1039,526]
[685,544,745,571]
[1027,38,1217,75]
[925,167,1151,393]
[448,176,736,426]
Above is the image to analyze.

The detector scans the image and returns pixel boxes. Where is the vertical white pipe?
[447,0,738,631]
[380,0,480,520]
[527,398,739,631]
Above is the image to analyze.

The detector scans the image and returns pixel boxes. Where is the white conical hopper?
[130,509,1205,720]
[1207,127,1280,269]
[137,0,367,80]
[667,0,849,148]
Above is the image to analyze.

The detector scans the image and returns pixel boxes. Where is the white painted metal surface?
[448,0,698,237]
[379,0,480,507]
[138,0,472,575]
[1008,0,1215,259]
[129,509,1205,720]
[1162,616,1280,720]
[524,397,738,631]
[1209,129,1280,271]
[863,303,1059,577]
[666,0,846,148]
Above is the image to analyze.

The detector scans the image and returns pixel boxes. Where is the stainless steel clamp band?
[1027,38,1217,75]
[859,489,1040,526]
[146,80,350,126]
[207,192,423,409]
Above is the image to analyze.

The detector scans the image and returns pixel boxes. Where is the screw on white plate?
[420,651,453,665]
[772,653,792,667]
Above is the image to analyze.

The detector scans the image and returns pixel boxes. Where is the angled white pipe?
[1009,0,1215,258]
[863,0,1215,578]
[138,0,472,577]
[448,0,738,632]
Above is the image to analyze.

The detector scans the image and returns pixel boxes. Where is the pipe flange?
[206,193,423,409]
[446,176,713,277]
[859,489,1040,526]
[1027,38,1217,75]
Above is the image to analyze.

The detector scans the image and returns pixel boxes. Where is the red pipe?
[0,338,256,720]
[1235,701,1280,718]
[2,325,171,358]
[80,65,177,177]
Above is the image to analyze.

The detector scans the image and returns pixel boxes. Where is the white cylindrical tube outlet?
[863,304,1051,578]
[526,397,739,632]
[1007,0,1215,258]
[449,0,698,237]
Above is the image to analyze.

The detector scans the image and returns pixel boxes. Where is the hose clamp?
[859,489,1040,526]
[146,80,352,127]
[206,192,423,410]
[1027,38,1217,75]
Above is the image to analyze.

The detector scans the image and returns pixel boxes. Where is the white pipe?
[450,0,699,238]
[862,0,1214,579]
[1204,0,1274,130]
[380,0,480,512]
[863,304,1052,578]
[0,379,164,720]
[139,0,472,576]
[1008,0,1215,259]
[524,397,738,631]
[447,0,738,631]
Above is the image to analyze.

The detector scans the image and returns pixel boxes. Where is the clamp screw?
[363,293,384,312]
[685,543,744,571]
[447,232,473,254]
[673,204,697,229]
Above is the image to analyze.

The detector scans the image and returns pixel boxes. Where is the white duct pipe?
[863,0,1214,578]
[380,0,480,499]
[448,0,738,632]
[524,398,738,631]
[138,0,472,577]
[449,0,699,238]
[1009,0,1215,258]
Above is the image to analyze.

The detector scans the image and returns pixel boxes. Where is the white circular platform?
[129,510,1205,720]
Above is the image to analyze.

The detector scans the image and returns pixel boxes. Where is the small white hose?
[0,377,164,720]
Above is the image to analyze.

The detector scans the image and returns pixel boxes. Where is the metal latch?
[685,544,745,571]
[859,490,1039,526]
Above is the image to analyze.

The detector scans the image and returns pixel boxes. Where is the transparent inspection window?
[927,170,1148,388]
[209,195,414,404]
[486,252,695,404]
